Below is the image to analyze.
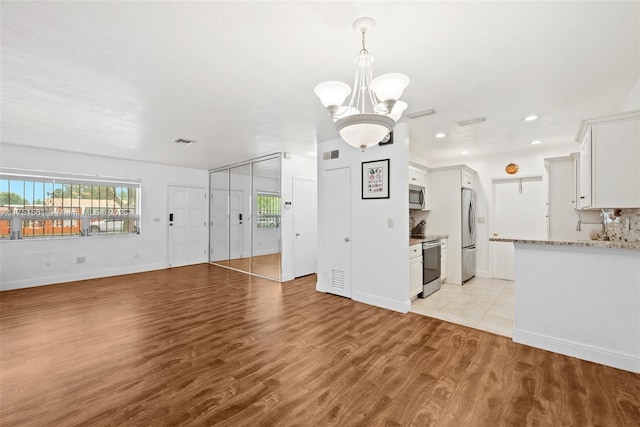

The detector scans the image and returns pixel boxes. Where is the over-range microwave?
[409,184,425,209]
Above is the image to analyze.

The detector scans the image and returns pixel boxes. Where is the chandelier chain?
[360,30,368,54]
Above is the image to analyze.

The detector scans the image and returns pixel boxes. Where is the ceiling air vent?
[407,108,436,119]
[456,117,486,126]
[173,137,197,145]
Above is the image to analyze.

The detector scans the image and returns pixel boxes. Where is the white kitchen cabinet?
[546,156,600,241]
[409,244,423,298]
[440,238,448,282]
[576,110,640,209]
[577,130,592,209]
[461,167,475,189]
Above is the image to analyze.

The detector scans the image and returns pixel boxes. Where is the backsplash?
[605,208,640,242]
[409,210,429,236]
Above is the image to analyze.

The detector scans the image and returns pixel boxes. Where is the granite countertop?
[489,237,640,250]
[409,234,449,246]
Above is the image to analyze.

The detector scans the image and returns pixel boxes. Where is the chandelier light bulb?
[371,73,410,111]
[388,101,408,122]
[314,81,351,115]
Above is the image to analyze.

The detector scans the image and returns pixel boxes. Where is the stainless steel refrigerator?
[461,187,476,282]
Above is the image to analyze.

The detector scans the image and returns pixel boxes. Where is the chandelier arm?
[365,62,382,114]
[349,66,360,111]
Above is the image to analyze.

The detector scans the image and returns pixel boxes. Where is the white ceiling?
[1,1,638,170]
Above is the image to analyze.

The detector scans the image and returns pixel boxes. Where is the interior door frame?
[489,173,547,279]
[292,177,317,278]
[167,184,209,268]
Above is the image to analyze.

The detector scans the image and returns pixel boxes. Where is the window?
[256,193,281,228]
[0,171,140,239]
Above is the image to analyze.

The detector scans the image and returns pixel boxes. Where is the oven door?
[423,241,441,284]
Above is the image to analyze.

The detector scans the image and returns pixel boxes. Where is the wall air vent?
[173,138,197,145]
[456,117,486,127]
[322,150,340,160]
[407,108,436,119]
[331,269,345,290]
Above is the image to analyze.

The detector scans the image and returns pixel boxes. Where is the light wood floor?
[1,264,639,426]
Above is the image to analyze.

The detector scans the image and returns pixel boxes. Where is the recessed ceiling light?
[435,132,446,138]
[530,140,542,145]
[524,115,539,122]
[461,150,469,154]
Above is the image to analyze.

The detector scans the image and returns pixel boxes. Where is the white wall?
[619,76,640,112]
[316,123,410,313]
[513,243,640,373]
[281,154,317,282]
[0,143,208,290]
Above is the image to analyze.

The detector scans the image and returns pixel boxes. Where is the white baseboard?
[281,272,294,282]
[352,290,410,314]
[1,262,168,291]
[513,328,640,374]
[314,280,409,313]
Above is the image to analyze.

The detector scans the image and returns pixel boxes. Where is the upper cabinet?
[409,165,431,210]
[461,167,475,190]
[576,110,640,209]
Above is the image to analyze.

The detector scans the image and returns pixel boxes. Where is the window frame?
[255,192,281,229]
[0,170,141,240]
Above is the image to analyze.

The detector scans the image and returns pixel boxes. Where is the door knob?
[344,237,350,242]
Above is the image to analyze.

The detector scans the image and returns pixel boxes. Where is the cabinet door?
[408,166,419,185]
[578,129,592,209]
[409,255,423,297]
[423,171,431,210]
[462,168,475,189]
[592,119,640,208]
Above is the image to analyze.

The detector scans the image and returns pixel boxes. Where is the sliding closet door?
[209,154,282,280]
[228,163,252,273]
[210,169,230,266]
[251,156,281,280]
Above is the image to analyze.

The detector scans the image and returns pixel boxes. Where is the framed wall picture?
[362,159,390,199]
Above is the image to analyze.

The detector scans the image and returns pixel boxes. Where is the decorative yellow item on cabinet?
[505,163,519,175]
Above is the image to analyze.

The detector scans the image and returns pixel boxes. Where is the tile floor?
[410,277,515,338]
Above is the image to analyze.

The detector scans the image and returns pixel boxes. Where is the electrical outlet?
[387,218,394,228]
[76,256,86,264]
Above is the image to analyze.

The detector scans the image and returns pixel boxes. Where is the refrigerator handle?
[470,197,476,236]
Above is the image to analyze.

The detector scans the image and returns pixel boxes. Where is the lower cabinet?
[409,244,423,298]
[440,238,448,283]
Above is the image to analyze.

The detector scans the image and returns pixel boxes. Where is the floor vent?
[322,150,340,160]
[331,269,345,290]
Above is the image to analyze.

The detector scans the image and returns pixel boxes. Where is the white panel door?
[293,177,317,278]
[322,168,351,298]
[168,186,207,267]
[491,176,546,280]
[210,188,229,262]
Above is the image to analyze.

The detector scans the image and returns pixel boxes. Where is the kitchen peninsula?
[491,237,640,373]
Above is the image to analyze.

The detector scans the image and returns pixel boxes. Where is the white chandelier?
[315,17,410,150]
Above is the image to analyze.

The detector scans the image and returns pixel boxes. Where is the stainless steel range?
[418,239,441,298]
